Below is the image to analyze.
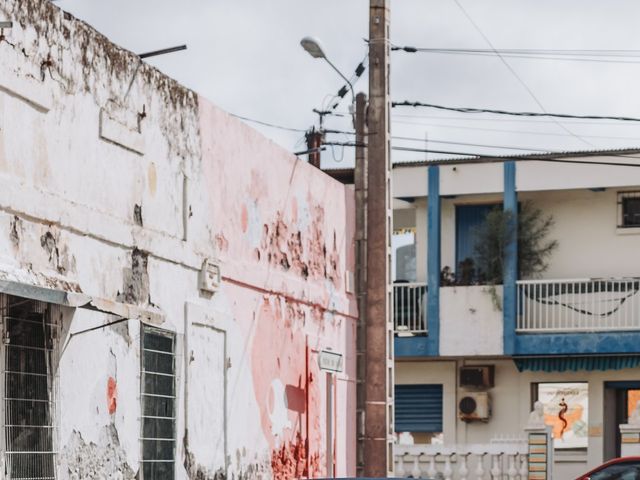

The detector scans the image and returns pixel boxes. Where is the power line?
[391,46,640,64]
[451,0,593,149]
[391,112,640,126]
[392,101,640,122]
[229,113,306,132]
[392,119,640,141]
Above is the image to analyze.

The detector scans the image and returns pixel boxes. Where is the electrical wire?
[391,46,640,64]
[391,119,640,141]
[451,0,593,148]
[322,141,640,163]
[229,113,306,132]
[392,101,640,122]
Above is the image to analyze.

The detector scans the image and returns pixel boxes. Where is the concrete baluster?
[411,454,422,479]
[443,454,453,480]
[507,454,518,479]
[427,454,437,478]
[475,453,486,480]
[490,454,501,480]
[396,453,405,477]
[519,454,528,479]
[458,453,469,480]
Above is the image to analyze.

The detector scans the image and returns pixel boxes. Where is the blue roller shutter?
[395,384,443,432]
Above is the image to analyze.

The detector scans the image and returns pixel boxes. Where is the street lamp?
[300,36,354,109]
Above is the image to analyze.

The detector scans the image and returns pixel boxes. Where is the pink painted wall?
[199,100,357,478]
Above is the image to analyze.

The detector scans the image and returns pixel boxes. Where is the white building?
[391,150,640,478]
[0,0,357,478]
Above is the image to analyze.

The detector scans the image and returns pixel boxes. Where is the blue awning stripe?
[514,356,640,372]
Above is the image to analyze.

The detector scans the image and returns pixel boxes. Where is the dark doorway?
[604,381,640,461]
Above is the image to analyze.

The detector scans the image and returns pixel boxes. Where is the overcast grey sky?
[57,0,640,167]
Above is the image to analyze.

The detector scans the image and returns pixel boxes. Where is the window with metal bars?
[141,325,176,479]
[2,295,59,480]
[618,191,640,228]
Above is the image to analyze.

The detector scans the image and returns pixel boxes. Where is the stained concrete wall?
[0,0,357,478]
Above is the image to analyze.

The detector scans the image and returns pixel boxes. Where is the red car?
[576,457,640,480]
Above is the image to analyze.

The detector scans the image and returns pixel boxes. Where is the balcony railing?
[393,282,427,335]
[394,441,529,479]
[517,277,640,332]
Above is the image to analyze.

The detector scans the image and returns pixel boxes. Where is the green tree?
[473,201,558,284]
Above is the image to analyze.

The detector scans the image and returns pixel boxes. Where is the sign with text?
[318,350,343,373]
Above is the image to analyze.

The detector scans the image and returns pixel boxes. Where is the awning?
[0,266,164,324]
[514,356,640,372]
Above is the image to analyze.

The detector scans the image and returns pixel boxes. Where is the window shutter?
[395,384,443,433]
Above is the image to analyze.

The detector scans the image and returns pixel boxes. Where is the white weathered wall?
[0,0,357,478]
[396,359,640,480]
[393,156,640,199]
[439,286,503,356]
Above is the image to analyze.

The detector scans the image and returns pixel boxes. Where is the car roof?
[581,457,640,477]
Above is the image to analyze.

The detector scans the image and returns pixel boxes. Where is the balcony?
[514,277,640,356]
[393,282,427,336]
[517,277,640,332]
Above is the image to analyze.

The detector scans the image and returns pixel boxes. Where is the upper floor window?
[619,192,640,228]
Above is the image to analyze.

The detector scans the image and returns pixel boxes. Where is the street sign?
[318,349,343,373]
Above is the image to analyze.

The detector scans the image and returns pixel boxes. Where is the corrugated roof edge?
[392,147,640,168]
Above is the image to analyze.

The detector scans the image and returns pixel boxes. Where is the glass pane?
[144,373,174,396]
[143,331,174,353]
[143,461,174,480]
[143,350,174,375]
[5,372,50,400]
[623,198,640,226]
[143,418,174,440]
[143,395,174,418]
[142,439,175,461]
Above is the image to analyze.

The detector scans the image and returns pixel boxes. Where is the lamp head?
[300,36,326,59]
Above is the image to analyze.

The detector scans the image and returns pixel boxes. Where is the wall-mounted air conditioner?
[458,392,491,422]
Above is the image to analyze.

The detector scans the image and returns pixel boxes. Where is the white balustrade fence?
[517,277,640,332]
[394,443,528,480]
[394,282,428,335]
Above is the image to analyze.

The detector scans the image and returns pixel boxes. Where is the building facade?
[0,0,357,478]
[392,151,640,478]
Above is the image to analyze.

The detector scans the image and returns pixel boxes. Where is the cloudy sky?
[57,0,640,167]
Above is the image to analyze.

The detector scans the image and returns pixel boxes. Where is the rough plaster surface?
[0,0,357,478]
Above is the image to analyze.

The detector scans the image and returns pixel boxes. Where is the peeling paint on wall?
[60,425,136,480]
[119,248,149,305]
[257,205,341,287]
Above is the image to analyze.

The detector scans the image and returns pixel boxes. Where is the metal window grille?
[618,191,640,228]
[1,295,59,480]
[140,325,176,480]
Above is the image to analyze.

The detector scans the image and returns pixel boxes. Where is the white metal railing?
[517,277,640,332]
[394,442,528,479]
[394,282,428,335]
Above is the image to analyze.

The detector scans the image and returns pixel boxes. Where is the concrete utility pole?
[364,0,393,477]
[354,92,368,477]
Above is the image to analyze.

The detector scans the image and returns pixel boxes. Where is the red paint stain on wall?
[107,376,117,414]
[241,204,249,233]
[271,432,320,480]
[251,297,324,478]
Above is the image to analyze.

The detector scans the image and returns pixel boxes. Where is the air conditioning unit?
[459,365,494,389]
[459,392,491,422]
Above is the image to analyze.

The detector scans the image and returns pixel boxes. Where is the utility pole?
[365,0,393,477]
[354,92,368,477]
[305,127,324,169]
